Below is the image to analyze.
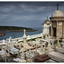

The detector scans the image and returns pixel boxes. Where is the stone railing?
[0,33,43,44]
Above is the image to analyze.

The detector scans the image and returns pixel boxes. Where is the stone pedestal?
[48,44,54,53]
[38,41,45,55]
[19,55,26,63]
[56,37,61,49]
[27,59,32,62]
[51,40,54,49]
[38,51,44,55]
[48,35,54,53]
[19,59,26,63]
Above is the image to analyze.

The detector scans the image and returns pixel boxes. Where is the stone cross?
[24,29,26,34]
[23,29,26,38]
[6,39,8,43]
[15,39,18,46]
[23,29,27,44]
[9,37,11,43]
[47,35,54,52]
[3,39,5,43]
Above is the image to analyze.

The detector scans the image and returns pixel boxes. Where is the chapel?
[42,4,64,38]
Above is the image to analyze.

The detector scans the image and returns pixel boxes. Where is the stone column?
[57,36,61,48]
[25,48,26,60]
[40,41,43,52]
[19,45,21,49]
[5,48,7,62]
[21,48,24,60]
[62,37,64,47]
[5,54,7,62]
[51,21,53,36]
[29,49,31,59]
[41,41,45,53]
[36,44,37,56]
[48,35,51,46]
[19,48,26,63]
[56,20,58,37]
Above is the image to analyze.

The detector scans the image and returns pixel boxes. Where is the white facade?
[43,23,51,35]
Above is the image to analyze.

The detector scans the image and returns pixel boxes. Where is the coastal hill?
[0,26,37,32]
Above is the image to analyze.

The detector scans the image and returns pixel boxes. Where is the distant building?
[42,4,64,38]
[42,16,51,35]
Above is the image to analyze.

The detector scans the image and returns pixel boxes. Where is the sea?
[0,27,42,40]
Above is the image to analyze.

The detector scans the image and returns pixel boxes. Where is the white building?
[42,17,51,35]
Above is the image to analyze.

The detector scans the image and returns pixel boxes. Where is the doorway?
[53,28,56,37]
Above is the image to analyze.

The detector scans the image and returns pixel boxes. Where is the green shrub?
[43,36,45,39]
[59,40,62,42]
[39,37,42,38]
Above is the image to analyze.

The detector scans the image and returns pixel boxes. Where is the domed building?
[43,4,64,38]
[50,4,64,37]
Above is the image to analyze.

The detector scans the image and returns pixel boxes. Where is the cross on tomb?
[24,29,26,34]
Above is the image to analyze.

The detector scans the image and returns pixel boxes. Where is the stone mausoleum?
[42,4,64,38]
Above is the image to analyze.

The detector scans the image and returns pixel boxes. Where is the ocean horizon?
[0,27,42,40]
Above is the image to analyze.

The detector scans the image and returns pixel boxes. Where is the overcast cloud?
[0,2,64,28]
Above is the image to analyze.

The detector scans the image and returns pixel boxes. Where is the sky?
[0,2,64,28]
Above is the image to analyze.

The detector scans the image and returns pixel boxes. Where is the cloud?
[0,2,64,28]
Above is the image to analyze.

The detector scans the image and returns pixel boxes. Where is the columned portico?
[50,17,64,37]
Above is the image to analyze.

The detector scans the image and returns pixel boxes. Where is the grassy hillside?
[0,26,37,32]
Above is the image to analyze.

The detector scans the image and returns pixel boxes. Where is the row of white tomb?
[0,29,64,62]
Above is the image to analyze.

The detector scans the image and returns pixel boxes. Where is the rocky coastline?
[0,33,5,36]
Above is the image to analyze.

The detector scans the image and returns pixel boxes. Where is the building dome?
[45,19,50,24]
[51,10,64,17]
[42,16,51,25]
